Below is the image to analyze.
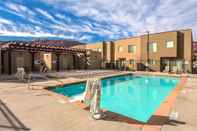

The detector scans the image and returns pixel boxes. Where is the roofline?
[0,41,87,53]
[86,28,192,45]
[140,28,192,37]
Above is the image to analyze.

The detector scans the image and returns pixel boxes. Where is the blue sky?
[0,0,197,43]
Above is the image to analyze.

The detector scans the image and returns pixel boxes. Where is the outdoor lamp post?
[146,31,150,72]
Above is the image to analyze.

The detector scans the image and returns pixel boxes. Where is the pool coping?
[142,76,187,131]
[40,72,187,131]
[45,71,184,89]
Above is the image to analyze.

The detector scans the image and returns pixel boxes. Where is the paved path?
[0,71,140,131]
[161,76,197,131]
[0,85,140,131]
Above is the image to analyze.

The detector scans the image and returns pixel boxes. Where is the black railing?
[98,59,193,73]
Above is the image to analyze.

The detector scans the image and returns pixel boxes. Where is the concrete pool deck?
[0,71,197,131]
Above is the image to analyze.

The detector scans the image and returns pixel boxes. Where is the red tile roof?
[0,40,86,53]
[31,40,84,48]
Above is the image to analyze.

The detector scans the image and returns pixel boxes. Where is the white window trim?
[166,41,174,48]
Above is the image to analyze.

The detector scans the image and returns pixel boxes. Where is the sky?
[0,0,197,43]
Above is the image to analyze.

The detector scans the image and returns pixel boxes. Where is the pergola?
[0,41,88,74]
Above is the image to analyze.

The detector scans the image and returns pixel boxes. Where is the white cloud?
[0,30,66,38]
[35,8,54,20]
[0,17,13,25]
[55,14,71,23]
[5,2,36,16]
[42,0,197,40]
[1,0,197,42]
[78,35,93,41]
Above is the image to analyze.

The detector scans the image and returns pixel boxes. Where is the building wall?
[2,51,32,74]
[113,37,141,70]
[87,51,102,69]
[0,29,193,74]
[141,31,178,71]
[86,42,103,52]
[13,51,32,73]
[114,37,141,61]
[59,54,74,70]
[41,53,76,71]
[76,53,86,69]
[1,51,78,74]
[84,29,193,72]
[71,44,86,49]
[141,31,178,59]
[85,42,104,68]
[181,29,193,72]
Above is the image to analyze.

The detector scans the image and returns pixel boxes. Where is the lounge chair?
[15,67,26,80]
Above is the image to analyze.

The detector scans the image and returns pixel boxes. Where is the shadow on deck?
[0,100,30,131]
[102,111,186,126]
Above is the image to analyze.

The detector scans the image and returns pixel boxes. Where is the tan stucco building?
[0,29,194,75]
[85,29,193,73]
[0,41,89,75]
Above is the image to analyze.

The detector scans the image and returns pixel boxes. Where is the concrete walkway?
[0,71,140,131]
[0,83,140,131]
[161,76,197,131]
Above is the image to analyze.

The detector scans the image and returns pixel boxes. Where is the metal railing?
[98,59,193,73]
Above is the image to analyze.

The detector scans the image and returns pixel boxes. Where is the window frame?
[128,45,136,53]
[148,59,156,65]
[149,42,157,53]
[166,41,174,48]
[129,59,135,65]
[97,48,102,52]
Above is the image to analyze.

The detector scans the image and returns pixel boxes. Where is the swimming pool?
[50,74,179,122]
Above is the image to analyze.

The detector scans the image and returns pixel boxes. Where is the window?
[148,59,156,65]
[98,48,102,52]
[93,48,101,52]
[128,45,136,53]
[149,42,157,52]
[166,41,174,48]
[118,46,123,52]
[129,59,135,65]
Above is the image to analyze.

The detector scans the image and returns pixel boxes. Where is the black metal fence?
[97,59,193,74]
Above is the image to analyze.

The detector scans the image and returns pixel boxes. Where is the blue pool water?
[50,75,179,122]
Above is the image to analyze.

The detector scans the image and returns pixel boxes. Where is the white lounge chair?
[15,67,26,80]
